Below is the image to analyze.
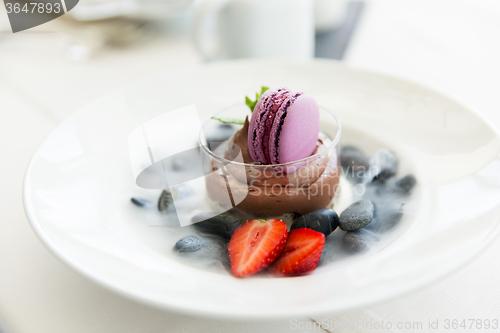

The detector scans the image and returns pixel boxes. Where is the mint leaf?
[211,117,245,125]
[245,86,270,112]
[245,96,258,113]
[245,96,253,110]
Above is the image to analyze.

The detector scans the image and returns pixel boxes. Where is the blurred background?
[0,0,362,122]
[1,0,500,124]
[1,0,500,332]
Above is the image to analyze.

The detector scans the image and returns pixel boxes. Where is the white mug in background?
[314,0,348,33]
[192,0,315,61]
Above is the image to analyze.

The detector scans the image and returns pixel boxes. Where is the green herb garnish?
[211,117,245,125]
[245,86,270,113]
[211,86,270,125]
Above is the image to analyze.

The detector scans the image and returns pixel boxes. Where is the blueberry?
[174,235,205,252]
[158,190,173,212]
[130,197,151,207]
[341,146,370,184]
[341,145,368,161]
[379,205,404,232]
[342,229,379,253]
[365,203,404,233]
[176,236,231,272]
[386,208,403,229]
[395,174,416,194]
[191,212,241,240]
[372,149,398,171]
[339,200,375,231]
[342,232,368,253]
[206,124,235,150]
[290,208,339,237]
[371,168,396,183]
[365,149,398,183]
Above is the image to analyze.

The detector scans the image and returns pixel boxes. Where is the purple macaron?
[248,87,320,166]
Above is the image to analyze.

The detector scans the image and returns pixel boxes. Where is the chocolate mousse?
[206,117,340,217]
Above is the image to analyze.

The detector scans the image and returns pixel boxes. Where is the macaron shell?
[248,89,275,163]
[248,88,291,164]
[261,89,291,163]
[270,94,320,165]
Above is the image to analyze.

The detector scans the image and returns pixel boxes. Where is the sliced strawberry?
[270,228,325,276]
[228,219,287,277]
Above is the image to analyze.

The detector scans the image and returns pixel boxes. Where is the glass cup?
[200,104,341,219]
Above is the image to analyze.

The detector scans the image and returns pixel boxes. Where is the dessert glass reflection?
[200,104,341,218]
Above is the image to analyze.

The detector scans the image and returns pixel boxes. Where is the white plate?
[23,59,500,319]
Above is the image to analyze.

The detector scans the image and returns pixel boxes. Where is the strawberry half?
[270,228,325,276]
[228,219,287,277]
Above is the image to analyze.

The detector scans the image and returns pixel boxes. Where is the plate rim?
[22,58,500,319]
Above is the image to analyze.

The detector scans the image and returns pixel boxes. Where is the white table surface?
[1,1,500,332]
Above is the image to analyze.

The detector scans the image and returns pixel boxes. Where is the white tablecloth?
[1,1,500,332]
[318,1,500,331]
